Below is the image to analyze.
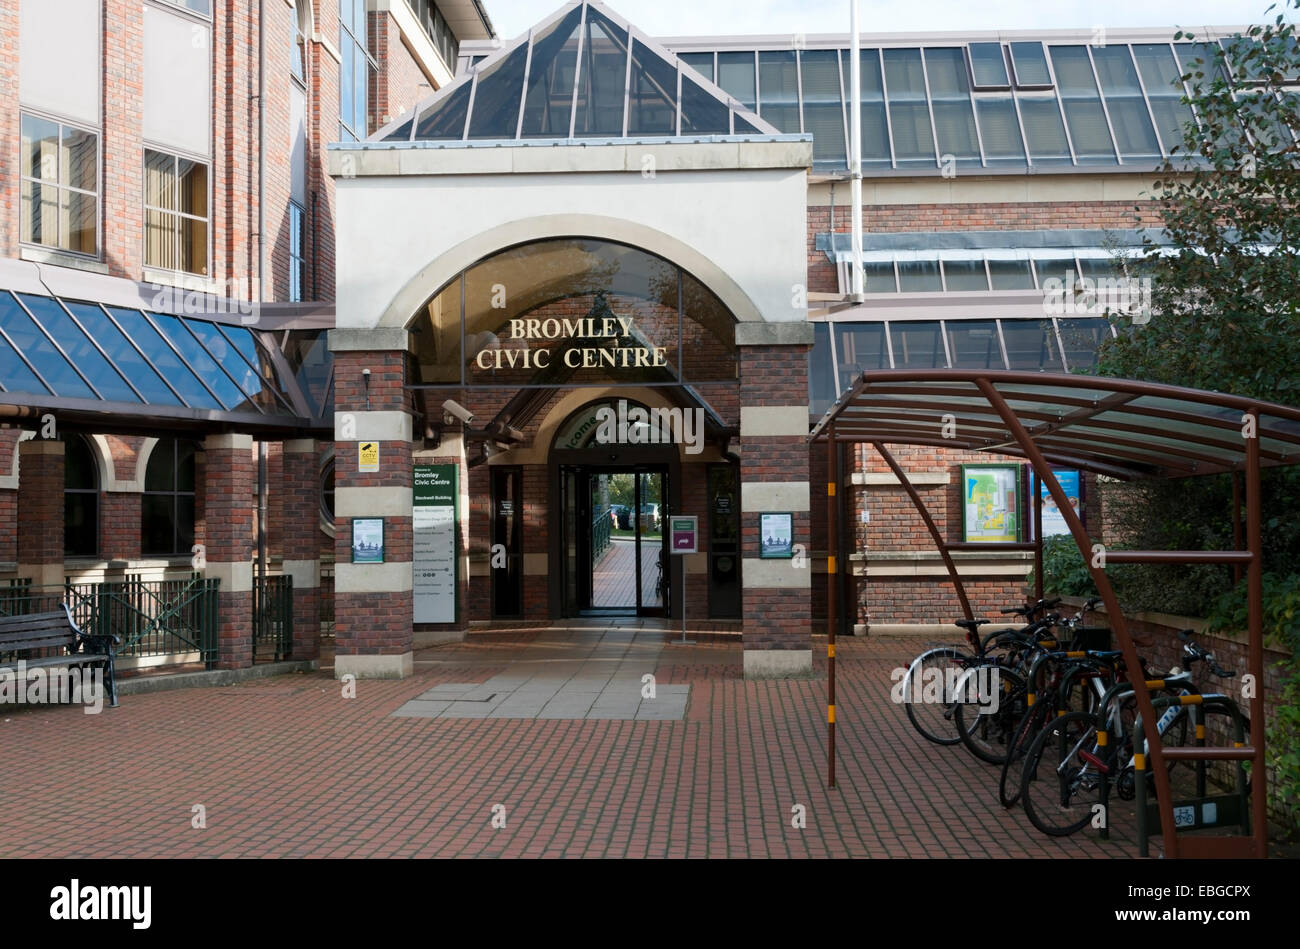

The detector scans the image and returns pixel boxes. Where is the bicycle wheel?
[1020,709,1107,837]
[999,699,1050,808]
[900,647,972,746]
[954,665,1030,765]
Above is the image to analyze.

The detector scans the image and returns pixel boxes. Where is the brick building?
[0,0,492,671]
[0,0,1249,680]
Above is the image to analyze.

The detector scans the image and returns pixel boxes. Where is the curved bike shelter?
[810,369,1300,859]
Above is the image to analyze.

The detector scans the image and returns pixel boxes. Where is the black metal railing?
[1,575,220,668]
[593,508,612,561]
[253,574,293,662]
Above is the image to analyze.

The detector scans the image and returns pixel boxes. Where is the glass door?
[635,470,668,616]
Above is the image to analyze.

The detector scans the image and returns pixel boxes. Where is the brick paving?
[0,626,1236,858]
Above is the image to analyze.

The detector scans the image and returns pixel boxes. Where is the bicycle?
[900,598,1063,750]
[1018,629,1248,838]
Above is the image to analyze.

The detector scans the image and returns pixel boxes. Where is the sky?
[485,0,1293,41]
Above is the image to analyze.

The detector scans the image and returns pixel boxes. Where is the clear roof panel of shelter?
[377,2,783,143]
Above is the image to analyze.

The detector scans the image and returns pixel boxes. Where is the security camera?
[442,400,475,426]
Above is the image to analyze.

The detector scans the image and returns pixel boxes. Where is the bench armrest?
[77,631,121,653]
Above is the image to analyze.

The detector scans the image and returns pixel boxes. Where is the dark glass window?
[16,294,138,403]
[884,49,935,166]
[1018,94,1073,164]
[105,308,220,409]
[758,50,800,133]
[833,323,889,393]
[65,435,98,558]
[891,321,947,369]
[679,52,715,84]
[680,73,731,135]
[20,114,99,257]
[858,50,891,167]
[628,38,678,135]
[1092,46,1160,161]
[467,42,529,139]
[1001,319,1063,370]
[926,48,979,166]
[898,260,942,292]
[142,438,197,557]
[810,323,835,418]
[1009,42,1052,87]
[864,261,897,293]
[948,321,1005,369]
[1133,44,1195,155]
[1057,317,1112,371]
[942,260,990,292]
[1050,46,1118,163]
[717,52,757,111]
[988,258,1037,290]
[969,43,1009,88]
[801,50,846,164]
[573,9,628,137]
[416,81,472,139]
[520,6,583,138]
[976,97,1026,164]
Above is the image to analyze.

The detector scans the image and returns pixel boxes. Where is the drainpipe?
[256,1,268,614]
[848,0,865,302]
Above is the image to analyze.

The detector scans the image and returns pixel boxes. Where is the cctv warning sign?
[359,442,380,473]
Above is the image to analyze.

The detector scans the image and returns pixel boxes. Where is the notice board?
[413,464,458,624]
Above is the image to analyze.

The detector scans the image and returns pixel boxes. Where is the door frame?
[558,463,671,618]
[550,445,681,620]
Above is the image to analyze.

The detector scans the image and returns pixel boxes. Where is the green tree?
[1088,5,1300,618]
[1097,4,1300,398]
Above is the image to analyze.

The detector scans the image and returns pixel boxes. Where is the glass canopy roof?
[379,1,783,143]
[809,370,1300,480]
[0,290,331,431]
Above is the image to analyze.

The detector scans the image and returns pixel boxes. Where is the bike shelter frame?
[810,369,1300,859]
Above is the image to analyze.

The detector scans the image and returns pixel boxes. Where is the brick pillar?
[17,440,64,589]
[737,324,814,679]
[102,0,144,279]
[330,330,414,679]
[203,434,255,670]
[0,0,18,258]
[282,438,321,660]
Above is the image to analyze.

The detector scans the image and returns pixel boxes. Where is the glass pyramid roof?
[376,1,784,143]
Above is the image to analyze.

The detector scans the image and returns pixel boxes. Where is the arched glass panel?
[64,435,98,557]
[413,239,739,388]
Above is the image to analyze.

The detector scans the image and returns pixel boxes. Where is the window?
[321,458,336,526]
[142,438,197,557]
[801,50,846,164]
[159,0,211,15]
[1091,46,1161,161]
[969,43,1010,89]
[717,52,757,110]
[339,0,374,141]
[884,49,936,166]
[925,48,980,167]
[758,50,800,134]
[20,113,99,256]
[1009,42,1052,87]
[65,435,99,558]
[1050,46,1118,163]
[406,1,461,70]
[289,202,306,303]
[1133,44,1195,155]
[292,1,307,83]
[144,150,209,275]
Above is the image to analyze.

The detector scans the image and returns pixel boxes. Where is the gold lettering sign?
[472,317,668,372]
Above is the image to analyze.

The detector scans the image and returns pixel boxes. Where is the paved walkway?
[0,625,1273,858]
[395,626,687,720]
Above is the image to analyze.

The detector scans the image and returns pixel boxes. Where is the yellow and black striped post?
[827,422,838,789]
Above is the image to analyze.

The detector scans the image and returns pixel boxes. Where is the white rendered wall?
[333,164,809,330]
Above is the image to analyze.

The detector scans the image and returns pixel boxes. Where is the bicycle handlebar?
[1176,628,1235,678]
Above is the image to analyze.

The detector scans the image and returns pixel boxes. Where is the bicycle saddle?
[954,618,990,631]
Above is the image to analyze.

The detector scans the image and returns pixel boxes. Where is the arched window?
[321,457,336,526]
[291,1,307,83]
[64,435,99,557]
[412,238,739,389]
[142,439,197,557]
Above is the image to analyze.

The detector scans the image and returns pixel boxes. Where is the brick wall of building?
[370,11,438,133]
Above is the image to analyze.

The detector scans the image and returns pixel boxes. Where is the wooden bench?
[0,606,119,709]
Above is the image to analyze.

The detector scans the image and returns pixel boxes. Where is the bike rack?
[810,370,1295,858]
[1133,694,1251,857]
